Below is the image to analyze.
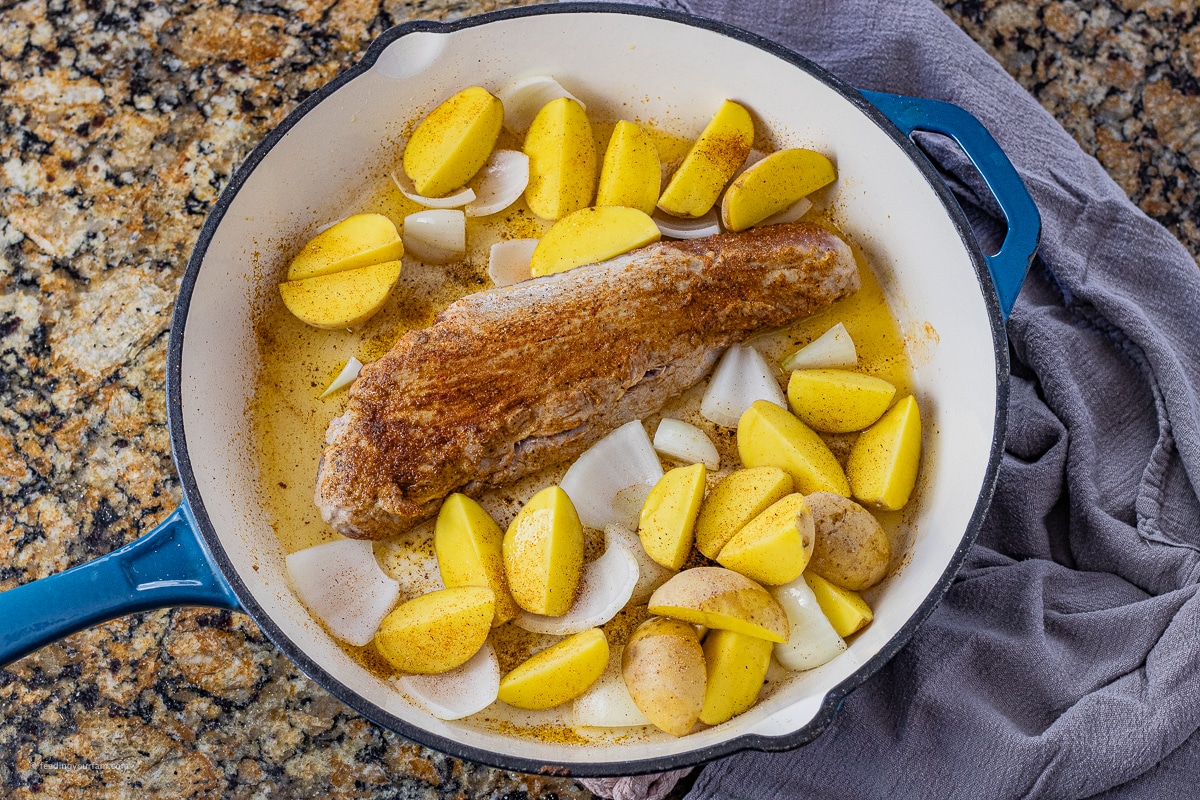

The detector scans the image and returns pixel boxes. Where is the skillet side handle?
[860,90,1041,318]
[0,500,239,667]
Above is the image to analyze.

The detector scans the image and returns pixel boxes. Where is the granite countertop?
[0,0,1196,797]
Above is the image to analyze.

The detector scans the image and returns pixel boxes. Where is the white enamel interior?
[178,11,998,768]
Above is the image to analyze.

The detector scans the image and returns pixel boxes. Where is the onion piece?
[781,322,858,371]
[773,575,846,671]
[757,196,813,228]
[652,208,721,239]
[700,344,787,427]
[606,524,675,604]
[559,419,663,530]
[465,150,529,217]
[731,148,768,182]
[653,418,720,470]
[514,528,639,635]
[285,538,399,647]
[320,356,363,398]
[396,641,500,720]
[488,238,538,287]
[572,647,651,728]
[611,483,654,531]
[390,170,476,209]
[403,209,466,264]
[497,75,585,135]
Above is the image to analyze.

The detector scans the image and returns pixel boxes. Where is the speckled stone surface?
[0,0,1195,797]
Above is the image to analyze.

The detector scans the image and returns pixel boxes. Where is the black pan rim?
[167,1,1010,778]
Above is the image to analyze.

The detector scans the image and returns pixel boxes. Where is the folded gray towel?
[585,1,1200,797]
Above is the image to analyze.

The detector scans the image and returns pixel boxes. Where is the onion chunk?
[653,418,719,469]
[781,322,857,371]
[390,170,476,208]
[652,208,720,240]
[560,420,663,530]
[397,641,500,720]
[773,575,847,671]
[700,344,787,427]
[403,209,466,264]
[285,538,399,646]
[488,239,538,287]
[497,75,585,135]
[465,150,529,217]
[606,524,675,604]
[320,356,363,398]
[573,647,651,728]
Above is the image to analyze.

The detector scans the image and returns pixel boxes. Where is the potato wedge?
[648,567,788,643]
[786,369,897,433]
[523,97,597,220]
[720,148,836,232]
[638,463,707,571]
[497,628,609,710]
[278,260,402,329]
[529,206,660,277]
[622,617,706,736]
[700,629,772,725]
[435,493,519,626]
[658,99,754,218]
[803,572,873,637]
[286,213,404,281]
[502,486,584,616]
[806,492,889,591]
[715,493,814,585]
[403,86,504,197]
[737,400,850,496]
[694,466,794,559]
[596,120,661,214]
[847,395,922,510]
[374,585,494,674]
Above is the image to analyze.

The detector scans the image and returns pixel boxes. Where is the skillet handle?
[0,500,239,667]
[860,90,1041,318]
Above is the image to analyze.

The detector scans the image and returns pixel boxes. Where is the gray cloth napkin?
[581,1,1200,798]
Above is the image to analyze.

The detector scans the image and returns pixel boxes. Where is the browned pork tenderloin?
[316,222,859,539]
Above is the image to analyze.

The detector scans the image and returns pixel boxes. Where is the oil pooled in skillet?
[248,124,917,744]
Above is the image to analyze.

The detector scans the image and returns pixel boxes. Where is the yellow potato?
[648,566,788,643]
[694,466,794,559]
[638,462,707,571]
[658,99,754,218]
[806,492,889,591]
[847,395,922,510]
[787,369,897,433]
[699,629,773,726]
[737,400,850,496]
[502,485,584,616]
[803,572,873,637]
[596,120,661,214]
[497,628,609,710]
[286,213,404,281]
[522,97,597,220]
[402,86,504,197]
[434,493,519,626]
[277,260,402,329]
[622,617,706,736]
[374,585,494,674]
[715,493,814,585]
[529,206,661,277]
[720,149,836,232]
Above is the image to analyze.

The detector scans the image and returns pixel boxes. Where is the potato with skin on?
[694,466,794,559]
[803,572,873,637]
[622,617,707,736]
[523,97,597,220]
[649,567,789,643]
[497,628,609,710]
[502,486,584,616]
[403,86,504,197]
[700,629,773,725]
[596,120,661,214]
[737,399,850,496]
[720,149,837,232]
[787,369,897,434]
[374,586,494,674]
[286,214,404,280]
[806,492,890,591]
[638,462,707,570]
[529,206,661,277]
[278,260,402,329]
[848,395,923,511]
[715,493,814,585]
[434,493,518,626]
[658,99,755,218]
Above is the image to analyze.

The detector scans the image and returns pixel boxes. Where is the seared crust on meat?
[316,222,859,539]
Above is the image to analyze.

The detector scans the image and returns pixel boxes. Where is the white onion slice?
[514,528,639,635]
[572,648,651,728]
[396,641,500,720]
[488,238,538,287]
[757,196,813,228]
[465,150,529,217]
[390,170,476,208]
[320,356,363,398]
[652,209,721,240]
[403,209,466,264]
[781,322,858,371]
[773,575,847,671]
[497,75,585,135]
[700,344,787,427]
[611,483,653,531]
[606,524,675,604]
[653,418,719,470]
[285,539,399,646]
[559,420,663,530]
